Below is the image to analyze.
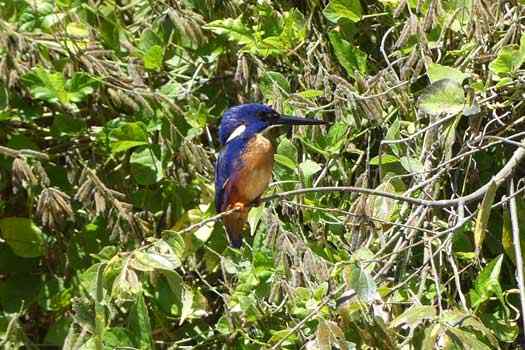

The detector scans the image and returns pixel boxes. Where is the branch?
[175,207,239,235]
[261,138,525,208]
[0,146,49,160]
[509,179,525,333]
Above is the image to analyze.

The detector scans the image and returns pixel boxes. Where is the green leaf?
[128,292,153,350]
[260,71,290,98]
[131,241,181,272]
[419,79,465,115]
[78,328,134,350]
[323,0,362,23]
[446,327,492,350]
[277,138,298,164]
[143,45,164,71]
[421,324,442,350]
[51,114,87,137]
[139,29,163,52]
[473,179,498,255]
[274,154,297,171]
[343,264,377,303]
[299,159,322,178]
[204,16,255,47]
[248,205,265,237]
[369,154,400,165]
[130,148,163,185]
[399,156,424,173]
[0,217,46,257]
[23,67,68,105]
[0,274,42,313]
[489,35,525,76]
[480,305,519,343]
[132,251,179,272]
[329,31,367,78]
[22,68,98,106]
[269,328,298,346]
[367,177,405,221]
[44,317,72,346]
[427,63,470,84]
[179,287,194,325]
[390,305,436,328]
[262,9,307,54]
[109,122,149,154]
[502,199,525,266]
[65,72,99,102]
[325,122,349,153]
[94,263,106,350]
[469,254,504,309]
[296,89,324,99]
[66,22,89,37]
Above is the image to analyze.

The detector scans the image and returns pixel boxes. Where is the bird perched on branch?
[215,103,328,248]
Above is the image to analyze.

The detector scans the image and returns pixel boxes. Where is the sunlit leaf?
[109,122,149,154]
[370,154,400,165]
[130,148,163,185]
[469,254,504,309]
[329,31,367,78]
[419,79,465,115]
[427,63,470,84]
[299,159,322,178]
[390,305,436,328]
[260,71,290,98]
[143,45,164,71]
[204,16,255,47]
[323,0,362,23]
[343,264,377,303]
[0,217,46,257]
[128,292,153,350]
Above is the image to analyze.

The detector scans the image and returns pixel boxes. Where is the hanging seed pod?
[37,187,73,229]
[12,157,37,192]
[79,55,95,74]
[132,93,154,115]
[75,177,94,205]
[234,54,249,88]
[119,91,140,112]
[423,0,437,32]
[107,88,122,107]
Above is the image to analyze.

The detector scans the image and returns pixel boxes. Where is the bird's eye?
[256,110,279,121]
[256,111,268,120]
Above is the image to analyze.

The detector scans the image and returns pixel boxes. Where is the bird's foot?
[232,202,246,212]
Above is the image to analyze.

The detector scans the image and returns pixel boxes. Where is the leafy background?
[1,0,525,349]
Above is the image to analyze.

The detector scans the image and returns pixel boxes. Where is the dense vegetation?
[1,0,525,348]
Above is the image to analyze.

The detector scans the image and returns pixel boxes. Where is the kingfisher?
[215,103,327,248]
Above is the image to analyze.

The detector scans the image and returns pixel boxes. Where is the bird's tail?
[223,207,248,248]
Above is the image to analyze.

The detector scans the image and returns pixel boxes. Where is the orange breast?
[228,134,274,206]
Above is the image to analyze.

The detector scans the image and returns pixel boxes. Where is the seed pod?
[37,187,73,229]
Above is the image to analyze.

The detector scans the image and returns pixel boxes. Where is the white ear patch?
[226,124,246,143]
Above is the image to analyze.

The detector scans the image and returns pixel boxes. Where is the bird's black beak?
[273,115,329,126]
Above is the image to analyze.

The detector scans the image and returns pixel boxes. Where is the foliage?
[0,0,525,349]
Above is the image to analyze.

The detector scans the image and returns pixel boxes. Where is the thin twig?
[261,137,525,208]
[509,179,525,333]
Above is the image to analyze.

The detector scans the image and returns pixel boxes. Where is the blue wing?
[215,139,247,212]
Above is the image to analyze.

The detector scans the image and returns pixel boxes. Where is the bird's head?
[218,103,327,146]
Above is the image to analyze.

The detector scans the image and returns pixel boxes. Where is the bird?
[215,103,328,248]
